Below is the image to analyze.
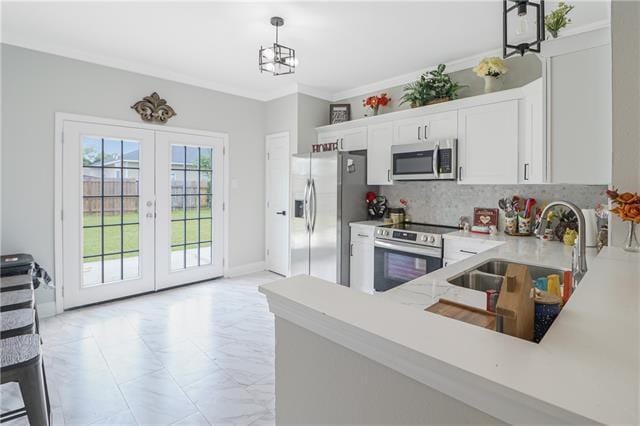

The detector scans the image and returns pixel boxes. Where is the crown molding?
[329,48,502,102]
[1,40,274,102]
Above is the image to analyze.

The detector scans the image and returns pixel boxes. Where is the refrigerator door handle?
[310,178,318,233]
[303,179,311,233]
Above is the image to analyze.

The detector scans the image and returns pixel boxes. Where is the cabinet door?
[317,131,339,150]
[457,101,519,184]
[519,79,546,183]
[548,45,611,184]
[367,122,394,185]
[425,111,458,140]
[349,239,366,293]
[338,127,367,151]
[393,116,425,145]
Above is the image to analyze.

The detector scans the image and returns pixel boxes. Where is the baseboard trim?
[37,301,57,318]
[225,261,266,277]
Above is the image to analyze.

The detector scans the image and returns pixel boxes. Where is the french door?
[61,120,224,309]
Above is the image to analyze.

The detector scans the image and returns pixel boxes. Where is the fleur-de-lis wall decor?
[131,92,177,123]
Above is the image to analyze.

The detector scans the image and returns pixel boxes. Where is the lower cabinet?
[443,236,505,264]
[349,224,375,294]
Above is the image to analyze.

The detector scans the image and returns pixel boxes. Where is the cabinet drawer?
[350,224,375,242]
[443,237,503,260]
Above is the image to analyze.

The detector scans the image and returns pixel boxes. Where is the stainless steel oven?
[374,223,454,292]
[391,139,457,181]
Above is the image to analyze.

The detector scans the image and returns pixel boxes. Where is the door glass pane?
[82,137,141,286]
[170,144,215,270]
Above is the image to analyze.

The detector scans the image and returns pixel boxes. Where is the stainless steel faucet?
[536,201,588,288]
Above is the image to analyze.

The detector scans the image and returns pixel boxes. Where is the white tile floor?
[1,271,280,425]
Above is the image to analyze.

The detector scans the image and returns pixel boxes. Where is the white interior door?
[265,132,290,276]
[155,131,225,289]
[61,122,156,309]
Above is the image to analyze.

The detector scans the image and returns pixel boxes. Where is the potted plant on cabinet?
[545,2,575,39]
[400,64,465,108]
[473,57,509,93]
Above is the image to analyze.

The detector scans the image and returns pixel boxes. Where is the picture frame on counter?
[472,207,499,233]
[329,104,350,124]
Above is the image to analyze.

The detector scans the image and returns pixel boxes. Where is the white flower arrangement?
[473,57,509,78]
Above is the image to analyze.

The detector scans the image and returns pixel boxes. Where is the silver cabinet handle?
[340,138,344,150]
[417,126,421,141]
[524,163,530,181]
[357,233,368,237]
[459,249,478,255]
[350,243,354,256]
[432,143,440,179]
[458,166,463,181]
[387,169,391,182]
[424,125,429,140]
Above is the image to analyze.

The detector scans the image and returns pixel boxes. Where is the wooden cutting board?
[426,298,496,330]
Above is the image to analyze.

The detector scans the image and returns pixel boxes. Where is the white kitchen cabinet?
[367,122,394,185]
[546,43,611,184]
[457,100,519,184]
[349,224,375,294]
[443,236,504,263]
[318,127,367,152]
[519,79,546,183]
[393,111,457,145]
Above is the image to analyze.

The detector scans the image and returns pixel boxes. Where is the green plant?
[400,64,465,108]
[545,2,574,38]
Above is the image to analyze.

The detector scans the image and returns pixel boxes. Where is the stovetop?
[375,222,459,248]
[377,222,458,234]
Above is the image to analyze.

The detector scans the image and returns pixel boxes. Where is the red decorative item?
[362,93,391,116]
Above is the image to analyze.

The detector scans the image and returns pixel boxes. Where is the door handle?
[310,179,318,233]
[276,211,286,216]
[432,143,440,178]
[303,179,311,233]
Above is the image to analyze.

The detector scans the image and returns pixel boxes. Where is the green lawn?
[83,208,212,258]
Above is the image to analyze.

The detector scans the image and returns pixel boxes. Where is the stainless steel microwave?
[391,139,457,181]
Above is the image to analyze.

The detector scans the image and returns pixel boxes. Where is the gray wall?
[337,54,542,120]
[275,318,503,424]
[381,182,607,227]
[610,0,640,246]
[297,93,329,153]
[1,44,266,304]
[263,93,297,150]
[263,92,329,154]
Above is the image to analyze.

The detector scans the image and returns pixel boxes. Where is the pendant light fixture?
[259,16,298,76]
[503,0,545,58]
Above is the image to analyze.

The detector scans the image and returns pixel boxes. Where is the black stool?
[1,309,36,339]
[0,335,50,425]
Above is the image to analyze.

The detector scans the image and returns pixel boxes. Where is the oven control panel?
[392,231,417,241]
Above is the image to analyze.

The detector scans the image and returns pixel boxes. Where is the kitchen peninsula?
[259,234,639,425]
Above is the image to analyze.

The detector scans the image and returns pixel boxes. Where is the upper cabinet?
[457,100,519,185]
[393,111,458,145]
[367,122,394,185]
[317,127,367,152]
[519,78,546,184]
[543,31,611,185]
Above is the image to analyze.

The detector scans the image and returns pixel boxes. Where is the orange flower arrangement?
[362,93,391,115]
[607,188,640,223]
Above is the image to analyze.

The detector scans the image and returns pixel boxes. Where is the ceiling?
[1,1,610,101]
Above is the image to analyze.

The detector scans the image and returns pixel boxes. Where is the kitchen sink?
[447,259,568,292]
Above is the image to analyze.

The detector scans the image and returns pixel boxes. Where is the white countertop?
[260,233,639,424]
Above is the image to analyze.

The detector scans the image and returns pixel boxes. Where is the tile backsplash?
[381,182,607,226]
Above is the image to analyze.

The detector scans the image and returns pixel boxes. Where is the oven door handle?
[374,240,441,258]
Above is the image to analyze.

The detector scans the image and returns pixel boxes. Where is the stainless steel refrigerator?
[291,151,371,286]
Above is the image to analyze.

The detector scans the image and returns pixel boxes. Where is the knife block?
[496,264,535,341]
